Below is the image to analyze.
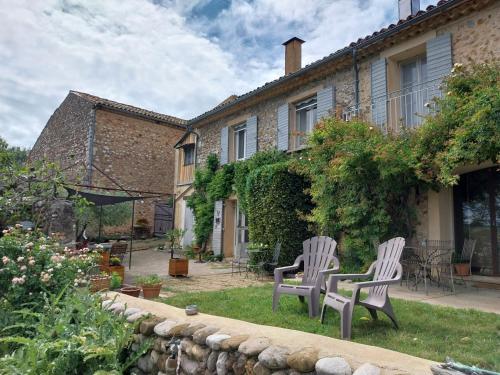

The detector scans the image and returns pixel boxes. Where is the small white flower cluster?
[40,271,52,283]
[2,256,9,265]
[12,275,26,285]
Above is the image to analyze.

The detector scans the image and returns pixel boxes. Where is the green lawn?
[161,284,500,370]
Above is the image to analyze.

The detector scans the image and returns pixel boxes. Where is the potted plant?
[109,256,125,282]
[120,285,141,297]
[109,272,122,290]
[89,272,111,293]
[136,274,163,299]
[453,253,470,276]
[97,245,110,267]
[166,229,189,277]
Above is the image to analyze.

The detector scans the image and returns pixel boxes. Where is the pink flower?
[20,265,27,272]
[12,276,26,285]
[28,259,36,266]
[2,256,9,265]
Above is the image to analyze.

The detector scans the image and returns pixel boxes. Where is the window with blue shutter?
[317,86,335,120]
[277,104,289,151]
[220,126,229,165]
[371,58,388,130]
[426,33,452,98]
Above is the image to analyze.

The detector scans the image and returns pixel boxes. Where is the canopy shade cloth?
[65,187,149,206]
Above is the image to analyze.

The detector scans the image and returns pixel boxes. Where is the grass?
[161,284,500,370]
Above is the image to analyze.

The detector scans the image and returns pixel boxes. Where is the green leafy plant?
[109,272,122,290]
[135,274,162,287]
[109,257,121,266]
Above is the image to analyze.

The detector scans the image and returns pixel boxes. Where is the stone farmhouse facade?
[30,91,186,237]
[173,0,499,276]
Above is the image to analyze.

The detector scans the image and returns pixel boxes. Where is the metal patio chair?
[273,236,339,318]
[321,237,405,339]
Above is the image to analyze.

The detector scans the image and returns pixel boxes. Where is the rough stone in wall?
[101,301,384,375]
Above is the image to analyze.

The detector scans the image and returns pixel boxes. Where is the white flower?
[17,256,25,262]
[2,256,9,265]
[20,265,27,272]
[28,259,35,266]
[55,263,62,268]
[15,223,22,228]
[2,229,8,234]
[40,245,47,250]
[25,242,34,248]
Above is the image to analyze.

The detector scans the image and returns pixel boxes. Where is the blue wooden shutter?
[317,86,335,119]
[220,126,229,165]
[277,104,289,151]
[245,115,258,158]
[426,33,452,98]
[371,58,387,130]
[211,200,223,256]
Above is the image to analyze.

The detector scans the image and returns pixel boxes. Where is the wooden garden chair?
[273,236,339,318]
[321,237,405,339]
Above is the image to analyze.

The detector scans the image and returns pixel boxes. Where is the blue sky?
[0,0,436,148]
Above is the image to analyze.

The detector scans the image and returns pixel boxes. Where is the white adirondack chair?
[273,236,339,318]
[321,237,405,339]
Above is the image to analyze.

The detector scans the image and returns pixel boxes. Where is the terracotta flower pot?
[141,283,162,299]
[99,251,110,266]
[109,265,125,282]
[169,258,189,277]
[454,263,470,276]
[120,286,141,297]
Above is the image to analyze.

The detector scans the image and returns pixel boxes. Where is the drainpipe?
[352,48,360,112]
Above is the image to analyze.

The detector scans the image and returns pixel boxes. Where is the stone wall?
[91,109,184,233]
[194,68,355,168]
[102,294,434,375]
[29,92,93,183]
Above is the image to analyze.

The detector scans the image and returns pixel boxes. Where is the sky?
[0,0,437,148]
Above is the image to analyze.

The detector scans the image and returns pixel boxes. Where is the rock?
[181,323,206,337]
[225,352,237,371]
[216,352,229,375]
[272,371,289,375]
[181,356,201,375]
[239,337,271,356]
[130,367,145,375]
[154,320,179,337]
[108,302,126,314]
[157,353,170,371]
[154,337,170,353]
[258,346,290,370]
[253,362,271,375]
[286,347,318,373]
[127,311,149,323]
[151,349,160,365]
[102,300,114,309]
[124,307,142,317]
[207,351,219,371]
[141,317,165,335]
[220,335,249,351]
[353,363,380,375]
[192,344,211,362]
[232,353,248,375]
[289,371,314,375]
[315,357,351,375]
[166,357,178,374]
[170,323,190,337]
[193,326,219,345]
[206,334,231,350]
[137,354,154,373]
[131,343,140,352]
[180,338,195,356]
[133,333,146,344]
[245,358,257,375]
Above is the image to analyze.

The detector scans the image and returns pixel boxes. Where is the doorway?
[235,202,249,259]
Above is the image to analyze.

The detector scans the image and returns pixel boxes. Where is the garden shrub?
[246,161,312,266]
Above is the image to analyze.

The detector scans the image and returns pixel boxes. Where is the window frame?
[182,143,195,166]
[233,123,247,161]
[293,96,318,150]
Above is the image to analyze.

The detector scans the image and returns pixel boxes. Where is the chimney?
[283,37,305,75]
[398,0,420,20]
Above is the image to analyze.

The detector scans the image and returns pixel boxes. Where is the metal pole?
[98,205,103,242]
[129,200,135,270]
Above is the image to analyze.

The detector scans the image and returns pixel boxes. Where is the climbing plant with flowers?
[0,225,99,307]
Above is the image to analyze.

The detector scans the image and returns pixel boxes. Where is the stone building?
[30,91,186,237]
[174,0,499,276]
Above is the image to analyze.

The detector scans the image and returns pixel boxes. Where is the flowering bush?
[0,226,98,307]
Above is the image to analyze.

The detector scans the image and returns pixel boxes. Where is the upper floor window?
[233,123,246,161]
[183,144,195,166]
[399,55,429,127]
[294,97,317,149]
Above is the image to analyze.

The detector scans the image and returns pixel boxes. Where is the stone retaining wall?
[102,295,434,375]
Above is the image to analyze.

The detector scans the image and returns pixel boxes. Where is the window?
[399,55,428,127]
[233,123,246,161]
[183,144,195,166]
[294,97,317,148]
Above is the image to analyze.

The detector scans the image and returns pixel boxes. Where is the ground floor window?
[453,167,499,275]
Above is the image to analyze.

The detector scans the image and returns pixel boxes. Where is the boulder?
[286,347,318,373]
[352,363,380,375]
[207,351,219,372]
[258,346,290,370]
[123,307,142,317]
[232,353,248,375]
[239,337,271,356]
[245,358,257,375]
[140,317,165,335]
[180,338,195,356]
[181,323,206,337]
[193,326,219,345]
[181,355,201,375]
[216,352,229,375]
[220,335,249,351]
[154,320,179,337]
[127,311,149,323]
[207,334,232,350]
[137,354,154,373]
[108,302,126,314]
[253,362,272,375]
[315,357,351,375]
[192,344,211,362]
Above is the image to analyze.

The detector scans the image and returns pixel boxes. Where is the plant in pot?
[109,272,123,290]
[109,256,125,282]
[166,229,189,277]
[452,253,470,276]
[90,271,111,293]
[96,244,110,267]
[136,274,163,299]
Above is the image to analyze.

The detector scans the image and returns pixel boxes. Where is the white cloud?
[0,0,437,148]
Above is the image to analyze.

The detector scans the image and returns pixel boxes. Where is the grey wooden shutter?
[245,115,258,158]
[220,126,229,165]
[371,58,387,129]
[211,200,223,256]
[317,86,335,119]
[426,33,452,98]
[277,104,289,151]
